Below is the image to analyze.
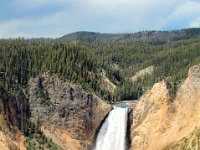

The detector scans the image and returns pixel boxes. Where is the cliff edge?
[130,64,200,150]
[0,88,28,150]
[28,73,111,150]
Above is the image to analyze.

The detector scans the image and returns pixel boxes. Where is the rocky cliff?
[28,73,111,150]
[4,64,200,150]
[130,64,200,150]
[0,88,28,150]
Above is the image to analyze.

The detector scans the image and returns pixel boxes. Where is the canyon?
[1,64,200,149]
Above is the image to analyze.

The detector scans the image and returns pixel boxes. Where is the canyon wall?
[0,88,28,150]
[130,64,200,150]
[28,73,111,150]
[3,64,200,150]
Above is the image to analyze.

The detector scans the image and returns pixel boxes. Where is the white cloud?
[0,9,96,38]
[171,0,200,17]
[0,12,66,38]
[161,0,200,29]
[74,0,192,32]
[0,0,200,38]
[190,17,200,27]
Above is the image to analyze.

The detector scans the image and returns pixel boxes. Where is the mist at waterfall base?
[94,104,128,150]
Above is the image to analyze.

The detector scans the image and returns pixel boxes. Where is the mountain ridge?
[60,28,200,44]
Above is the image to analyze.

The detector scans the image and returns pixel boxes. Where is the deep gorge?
[1,29,200,149]
[2,64,200,149]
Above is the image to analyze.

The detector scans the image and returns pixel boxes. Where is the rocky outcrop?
[130,66,154,82]
[98,70,116,94]
[28,73,111,150]
[0,88,29,150]
[130,64,200,150]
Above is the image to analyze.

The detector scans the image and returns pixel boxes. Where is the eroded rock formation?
[28,73,111,150]
[0,88,28,150]
[130,64,200,150]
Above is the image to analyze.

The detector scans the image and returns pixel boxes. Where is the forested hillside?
[60,28,200,44]
[1,28,200,102]
[90,38,200,100]
[0,39,108,99]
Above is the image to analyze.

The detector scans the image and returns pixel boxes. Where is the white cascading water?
[94,106,128,150]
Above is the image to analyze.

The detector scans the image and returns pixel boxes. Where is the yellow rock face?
[130,64,200,150]
[0,131,10,150]
[0,114,22,150]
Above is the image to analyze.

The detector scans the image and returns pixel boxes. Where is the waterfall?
[94,106,128,150]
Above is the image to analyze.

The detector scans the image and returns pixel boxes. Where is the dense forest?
[1,28,200,102]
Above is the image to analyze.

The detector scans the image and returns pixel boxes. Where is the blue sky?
[0,0,200,38]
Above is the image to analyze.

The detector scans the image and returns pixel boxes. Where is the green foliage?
[35,83,50,105]
[0,39,103,99]
[60,28,200,45]
[1,36,200,102]
[93,38,200,100]
[23,121,62,150]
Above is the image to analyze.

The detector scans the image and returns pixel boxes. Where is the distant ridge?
[60,28,200,44]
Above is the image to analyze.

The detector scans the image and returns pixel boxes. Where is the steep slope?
[0,88,29,150]
[130,64,200,150]
[130,66,154,82]
[28,73,111,150]
[98,70,117,94]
